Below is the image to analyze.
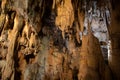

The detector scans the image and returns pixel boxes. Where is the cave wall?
[108,0,120,80]
[0,0,116,80]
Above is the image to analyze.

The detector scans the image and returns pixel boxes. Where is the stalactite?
[2,14,24,80]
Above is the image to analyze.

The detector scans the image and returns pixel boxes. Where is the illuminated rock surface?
[0,0,120,80]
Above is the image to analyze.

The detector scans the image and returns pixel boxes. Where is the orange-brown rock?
[0,0,119,80]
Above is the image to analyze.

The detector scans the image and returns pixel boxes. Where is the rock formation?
[0,0,119,80]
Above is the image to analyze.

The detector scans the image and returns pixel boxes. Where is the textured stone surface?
[0,0,118,80]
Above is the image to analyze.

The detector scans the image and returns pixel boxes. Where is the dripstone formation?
[0,0,120,80]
